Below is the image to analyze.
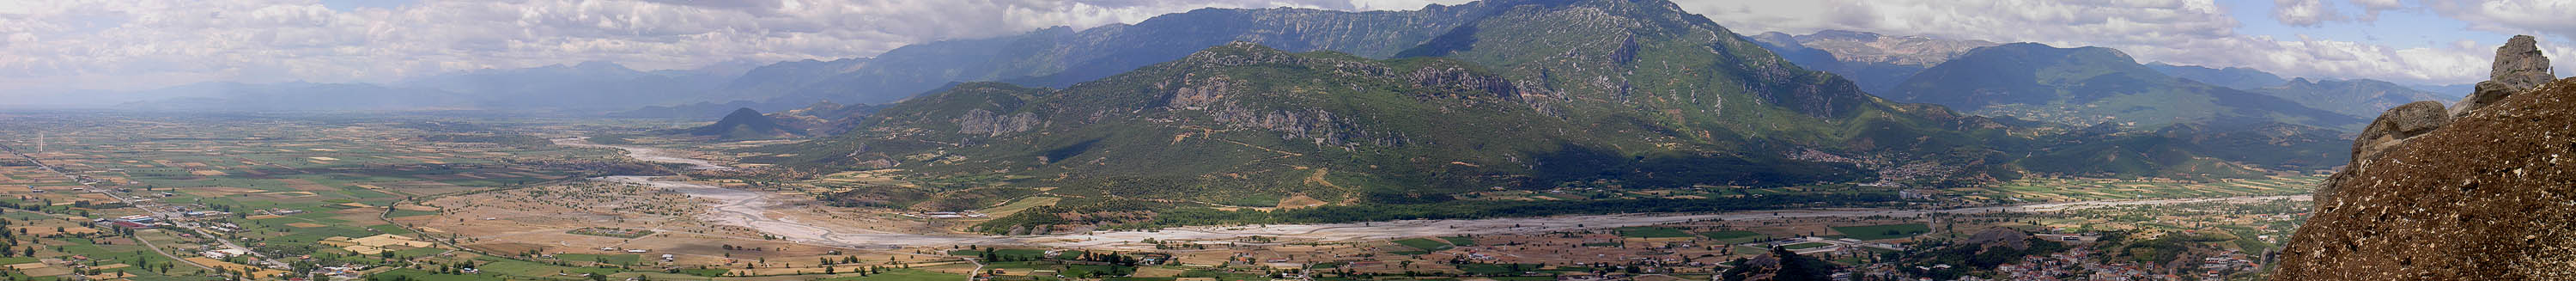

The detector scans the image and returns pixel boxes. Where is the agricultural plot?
[1438,235,1475,246]
[0,113,738,281]
[1698,230,1769,244]
[1780,242,1832,250]
[1391,238,1454,254]
[1832,223,1931,240]
[978,196,1061,217]
[818,268,966,281]
[1965,175,2323,202]
[1613,227,1693,238]
[568,227,655,238]
[952,248,1053,260]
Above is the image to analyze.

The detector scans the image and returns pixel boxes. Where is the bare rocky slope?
[1747,30,1997,94]
[2275,35,2575,280]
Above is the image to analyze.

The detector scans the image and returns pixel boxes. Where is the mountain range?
[1887,43,2364,129]
[2144,63,2287,89]
[751,0,2032,217]
[2249,78,2458,118]
[708,0,2413,233]
[2148,63,2461,118]
[1759,30,2460,130]
[714,4,1511,107]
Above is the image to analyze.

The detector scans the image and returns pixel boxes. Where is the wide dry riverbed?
[556,138,2306,249]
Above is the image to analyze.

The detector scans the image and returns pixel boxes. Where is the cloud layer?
[1686,0,2575,86]
[0,0,1467,94]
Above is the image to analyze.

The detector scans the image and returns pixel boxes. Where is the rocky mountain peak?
[1790,30,1998,67]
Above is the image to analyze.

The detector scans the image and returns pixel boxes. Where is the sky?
[0,0,2570,96]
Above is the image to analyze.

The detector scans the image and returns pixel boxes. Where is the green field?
[1392,237,1453,254]
[952,248,1052,260]
[820,269,968,281]
[477,256,624,277]
[1613,226,1693,238]
[978,196,1061,217]
[1698,230,1769,244]
[554,254,644,266]
[386,209,440,217]
[1832,223,1932,240]
[368,269,495,281]
[1456,263,1543,275]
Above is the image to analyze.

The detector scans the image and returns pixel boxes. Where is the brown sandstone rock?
[2457,35,2556,116]
[2275,77,2576,280]
[2350,101,2451,165]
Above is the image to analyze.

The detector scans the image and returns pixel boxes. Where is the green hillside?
[737,0,2351,231]
[2016,123,2346,180]
[743,0,2044,231]
[773,42,1884,202]
[1890,43,2365,129]
[685,107,806,140]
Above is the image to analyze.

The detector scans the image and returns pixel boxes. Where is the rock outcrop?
[2350,101,2451,165]
[956,108,1040,137]
[2455,35,2557,116]
[2277,36,2576,280]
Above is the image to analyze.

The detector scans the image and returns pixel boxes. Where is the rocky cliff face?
[2457,35,2557,116]
[2276,35,2575,280]
[1789,30,1999,67]
[956,108,1041,137]
[1747,30,1998,95]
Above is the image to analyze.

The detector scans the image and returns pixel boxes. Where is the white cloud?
[0,0,1468,94]
[2372,0,2576,82]
[1681,0,2499,85]
[2348,0,2404,21]
[2421,0,2576,41]
[2272,0,2342,26]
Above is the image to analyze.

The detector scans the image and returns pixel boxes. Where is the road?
[0,144,289,270]
[963,257,984,281]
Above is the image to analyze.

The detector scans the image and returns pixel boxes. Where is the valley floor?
[574,137,2304,247]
